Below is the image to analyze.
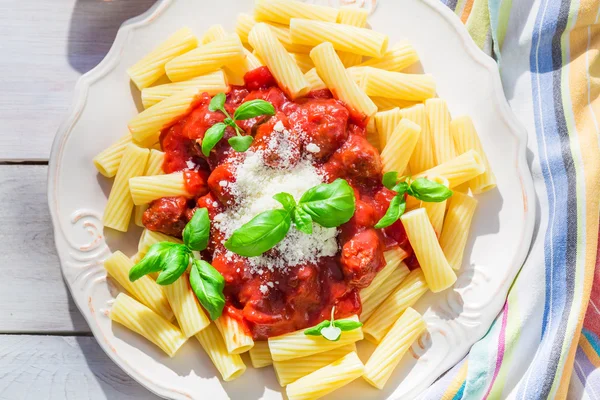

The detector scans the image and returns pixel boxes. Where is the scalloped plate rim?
[47,1,536,399]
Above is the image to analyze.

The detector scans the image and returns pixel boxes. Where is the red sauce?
[143,67,415,339]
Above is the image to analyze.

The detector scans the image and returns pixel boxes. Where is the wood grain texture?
[0,0,155,161]
[0,166,89,333]
[0,335,158,400]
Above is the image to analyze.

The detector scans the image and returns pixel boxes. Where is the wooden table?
[0,1,161,398]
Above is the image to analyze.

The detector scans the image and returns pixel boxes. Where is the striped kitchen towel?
[422,0,600,399]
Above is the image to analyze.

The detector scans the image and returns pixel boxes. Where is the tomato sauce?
[143,67,415,339]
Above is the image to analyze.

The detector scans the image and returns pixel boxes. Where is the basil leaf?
[183,208,210,251]
[189,259,225,320]
[224,209,291,257]
[375,195,406,229]
[209,93,226,112]
[320,325,342,341]
[273,192,296,213]
[201,123,227,157]
[228,135,254,152]
[129,242,178,282]
[304,320,331,336]
[392,181,410,195]
[233,99,276,120]
[382,171,398,190]
[333,320,363,331]
[224,117,237,129]
[299,179,355,228]
[408,178,453,202]
[155,244,191,285]
[292,207,313,234]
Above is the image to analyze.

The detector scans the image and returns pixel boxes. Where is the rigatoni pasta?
[336,7,369,67]
[93,134,133,178]
[127,27,198,90]
[363,67,436,101]
[361,264,412,322]
[286,352,364,400]
[421,176,450,235]
[110,293,186,357]
[103,144,149,232]
[426,98,457,164]
[440,192,479,270]
[195,323,247,381]
[273,344,356,386]
[134,149,165,226]
[129,172,188,206]
[310,42,377,121]
[400,103,436,173]
[358,41,419,72]
[141,70,229,109]
[254,0,339,25]
[164,274,210,337]
[401,209,457,292]
[269,315,363,361]
[360,248,409,303]
[249,341,273,368]
[215,314,255,354]
[413,149,486,188]
[451,115,497,193]
[363,269,428,342]
[364,308,426,389]
[249,23,310,99]
[290,19,388,58]
[374,108,402,149]
[381,119,422,174]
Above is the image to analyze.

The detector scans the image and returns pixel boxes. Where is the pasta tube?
[215,314,254,354]
[134,149,165,226]
[358,41,420,72]
[371,97,418,112]
[363,308,426,389]
[93,134,132,178]
[165,35,245,82]
[374,108,402,148]
[110,293,185,357]
[104,251,173,321]
[291,52,314,73]
[440,192,478,270]
[268,315,362,361]
[201,24,227,45]
[127,27,198,89]
[129,172,189,206]
[361,263,412,322]
[310,42,377,121]
[421,176,450,235]
[103,144,149,232]
[400,104,436,173]
[401,209,456,292]
[336,7,369,67]
[141,70,229,109]
[249,341,273,368]
[236,13,256,43]
[164,274,210,338]
[425,98,457,164]
[304,68,326,91]
[195,323,247,381]
[365,118,380,151]
[363,68,436,101]
[138,228,183,255]
[363,269,428,342]
[360,248,409,303]
[254,0,338,25]
[286,352,364,400]
[451,115,497,193]
[249,23,310,99]
[381,119,422,174]
[413,150,486,188]
[128,88,201,143]
[290,19,388,58]
[273,344,356,386]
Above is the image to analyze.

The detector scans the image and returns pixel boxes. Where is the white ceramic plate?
[48,0,535,398]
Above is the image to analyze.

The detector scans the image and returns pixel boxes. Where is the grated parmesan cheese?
[213,126,339,276]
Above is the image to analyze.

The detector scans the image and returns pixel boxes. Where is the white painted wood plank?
[0,165,90,333]
[0,335,158,400]
[0,0,155,161]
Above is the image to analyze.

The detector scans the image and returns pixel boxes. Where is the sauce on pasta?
[142,67,416,339]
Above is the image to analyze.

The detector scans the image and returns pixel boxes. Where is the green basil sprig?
[128,208,226,320]
[202,93,275,155]
[375,172,453,229]
[224,179,355,257]
[304,307,362,342]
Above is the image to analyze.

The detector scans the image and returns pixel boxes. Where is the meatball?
[142,196,189,237]
[339,199,378,243]
[327,134,383,182]
[340,229,385,289]
[290,99,350,160]
[252,112,301,168]
[208,163,237,205]
[285,264,321,311]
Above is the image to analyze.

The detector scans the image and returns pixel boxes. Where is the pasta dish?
[92,0,496,398]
